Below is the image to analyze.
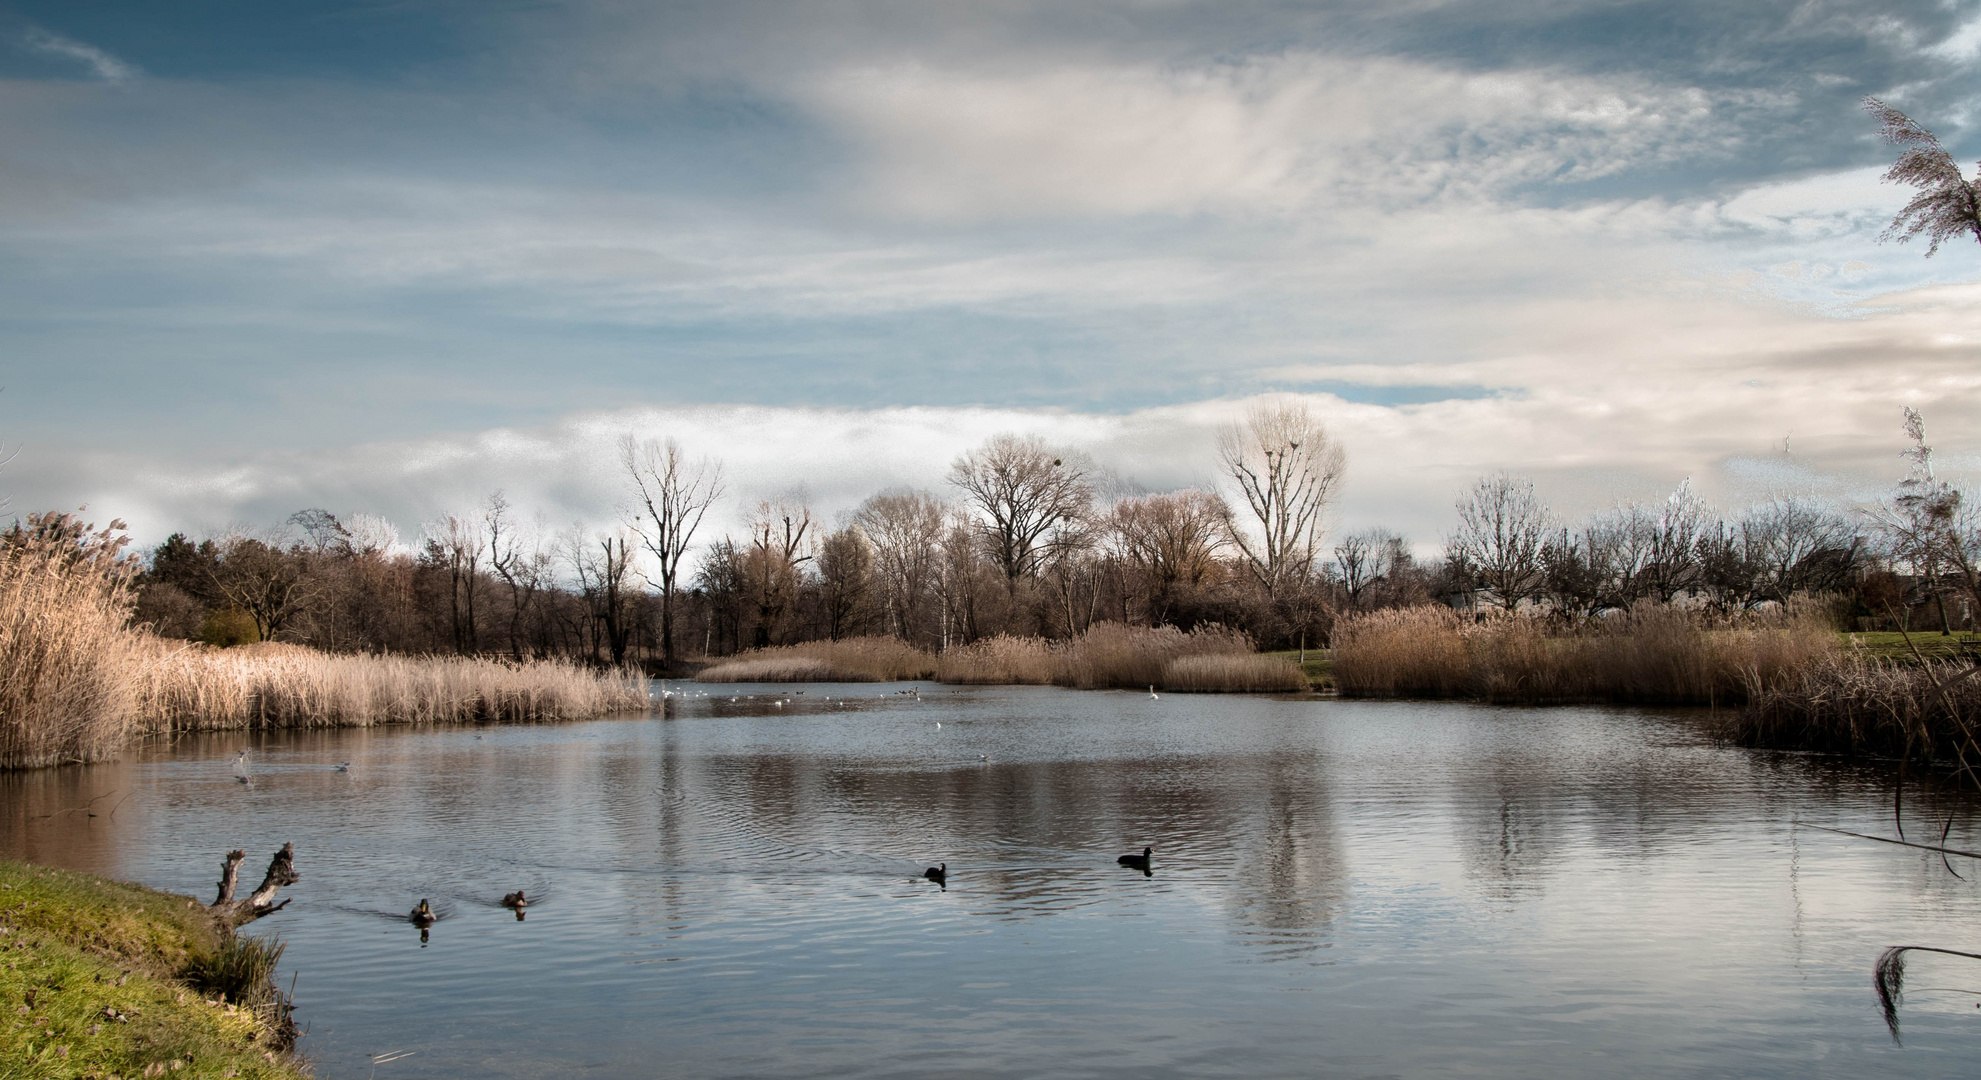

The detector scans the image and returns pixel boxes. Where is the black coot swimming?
[1117,847,1153,872]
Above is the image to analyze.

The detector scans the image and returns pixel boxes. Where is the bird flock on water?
[222,680,1161,932]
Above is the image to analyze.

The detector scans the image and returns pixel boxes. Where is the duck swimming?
[409,899,436,926]
[1117,847,1153,872]
[501,890,528,909]
[923,863,947,886]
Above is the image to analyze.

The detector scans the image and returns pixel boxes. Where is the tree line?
[122,402,1977,669]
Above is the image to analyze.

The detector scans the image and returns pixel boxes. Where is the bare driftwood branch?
[210,843,299,925]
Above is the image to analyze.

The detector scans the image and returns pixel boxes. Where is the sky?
[2,0,1979,556]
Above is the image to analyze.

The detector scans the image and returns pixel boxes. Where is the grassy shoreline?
[0,859,307,1080]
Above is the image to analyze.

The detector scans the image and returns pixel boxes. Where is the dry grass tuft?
[1333,602,1838,705]
[132,643,649,733]
[935,634,1059,685]
[1160,653,1309,693]
[1731,647,1981,764]
[935,623,1264,690]
[697,636,938,682]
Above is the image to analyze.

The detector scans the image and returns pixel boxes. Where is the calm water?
[3,686,1979,1078]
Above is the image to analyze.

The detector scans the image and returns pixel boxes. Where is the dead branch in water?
[1800,822,1981,861]
[211,842,299,926]
[1875,945,1981,1040]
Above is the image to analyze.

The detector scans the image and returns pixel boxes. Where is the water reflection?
[2,687,1980,1079]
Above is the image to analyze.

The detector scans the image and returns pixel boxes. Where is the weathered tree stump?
[210,843,299,925]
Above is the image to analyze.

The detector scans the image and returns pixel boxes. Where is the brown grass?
[1332,603,1838,705]
[935,623,1267,690]
[1732,649,1981,765]
[131,641,650,733]
[697,635,939,682]
[1160,653,1309,693]
[935,634,1059,684]
[0,514,147,768]
[2,519,648,768]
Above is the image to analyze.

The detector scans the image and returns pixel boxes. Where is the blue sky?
[3,0,1979,549]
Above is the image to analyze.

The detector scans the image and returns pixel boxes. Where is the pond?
[2,685,1978,1078]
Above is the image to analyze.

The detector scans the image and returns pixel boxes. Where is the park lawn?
[1844,631,1981,664]
[1262,649,1332,690]
[0,859,306,1080]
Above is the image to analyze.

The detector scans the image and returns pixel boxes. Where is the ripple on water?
[2,687,1979,1078]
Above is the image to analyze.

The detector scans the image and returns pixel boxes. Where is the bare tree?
[817,526,875,641]
[566,527,639,665]
[1866,98,1981,256]
[744,496,815,647]
[207,535,317,642]
[1111,489,1230,624]
[424,514,484,653]
[1218,401,1346,597]
[1449,473,1551,611]
[1872,408,1979,625]
[485,492,552,660]
[948,434,1092,587]
[1746,497,1860,605]
[1642,480,1709,603]
[855,489,948,642]
[1332,528,1412,612]
[622,436,724,666]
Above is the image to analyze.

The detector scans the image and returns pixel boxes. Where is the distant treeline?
[117,404,1977,668]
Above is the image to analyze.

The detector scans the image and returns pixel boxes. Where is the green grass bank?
[0,859,306,1080]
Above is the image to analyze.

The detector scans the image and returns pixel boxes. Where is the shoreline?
[0,858,308,1079]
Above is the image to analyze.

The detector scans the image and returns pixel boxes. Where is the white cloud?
[1926,16,1981,60]
[23,29,137,83]
[806,52,1770,220]
[10,279,1979,562]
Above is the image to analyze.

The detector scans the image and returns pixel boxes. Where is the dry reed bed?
[936,623,1297,692]
[697,623,1303,692]
[1733,652,1981,763]
[697,636,939,682]
[1160,654,1309,693]
[133,642,650,734]
[0,517,146,768]
[1332,604,1837,705]
[2,518,650,768]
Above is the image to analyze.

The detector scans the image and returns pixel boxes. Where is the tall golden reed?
[1332,603,1837,705]
[933,623,1289,691]
[2,515,649,768]
[1734,651,1981,765]
[132,642,650,733]
[696,635,940,682]
[0,515,146,768]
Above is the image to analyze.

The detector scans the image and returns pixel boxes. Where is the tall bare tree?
[424,514,484,653]
[1218,402,1346,597]
[485,492,552,660]
[622,436,724,666]
[855,489,948,642]
[1866,98,1981,256]
[948,434,1092,588]
[816,526,875,641]
[1449,473,1551,611]
[744,497,815,647]
[1110,489,1230,624]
